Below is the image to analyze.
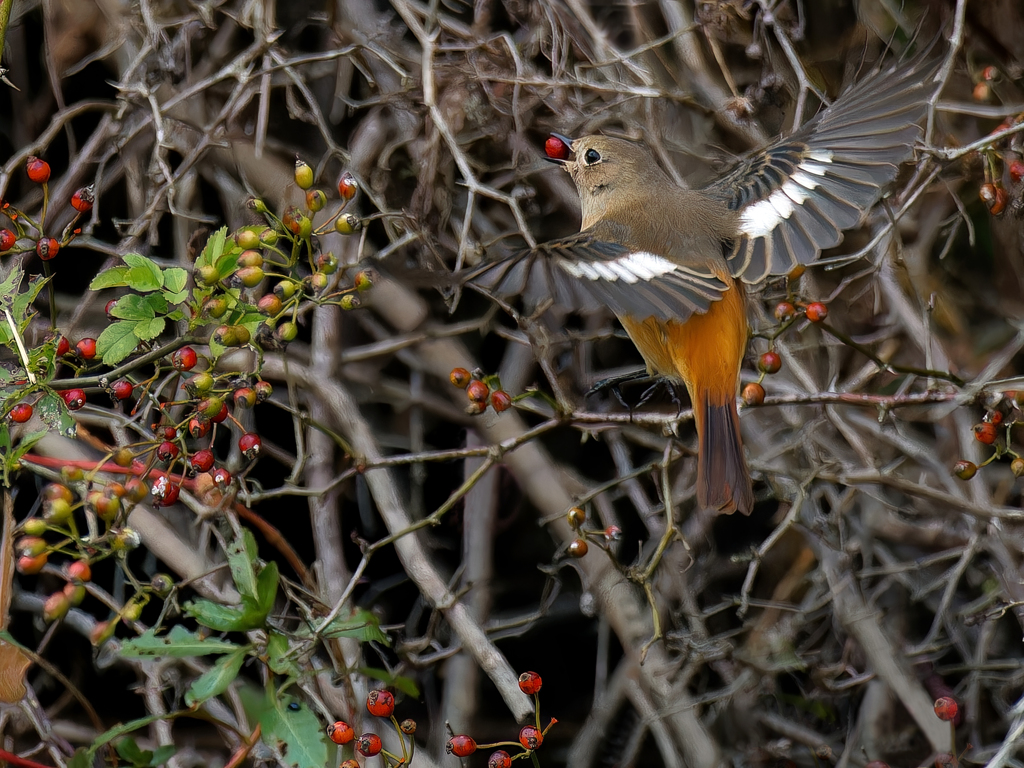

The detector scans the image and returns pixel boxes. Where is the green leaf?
[185,648,247,706]
[259,694,328,768]
[162,267,188,295]
[133,316,166,341]
[111,294,157,321]
[299,608,389,645]
[123,253,164,292]
[89,265,132,290]
[9,274,48,333]
[360,667,419,698]
[227,530,259,600]
[148,745,177,767]
[266,632,299,677]
[119,626,242,658]
[10,429,47,465]
[96,321,141,366]
[183,598,261,632]
[197,228,228,269]
[36,391,76,438]
[254,561,279,620]
[67,748,91,768]
[162,288,189,305]
[115,737,149,765]
[0,263,24,314]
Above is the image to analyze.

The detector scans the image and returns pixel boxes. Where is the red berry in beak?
[545,134,572,161]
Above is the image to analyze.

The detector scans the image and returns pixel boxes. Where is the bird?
[465,51,938,515]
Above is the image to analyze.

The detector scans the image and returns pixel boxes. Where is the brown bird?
[467,53,937,515]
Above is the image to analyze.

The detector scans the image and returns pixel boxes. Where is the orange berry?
[366,689,395,718]
[742,382,765,406]
[568,538,588,558]
[933,696,958,722]
[327,721,354,745]
[518,670,542,695]
[26,156,51,183]
[466,379,489,403]
[805,302,828,323]
[953,460,977,480]
[519,725,543,750]
[450,367,471,388]
[973,422,997,445]
[446,735,476,758]
[490,389,513,412]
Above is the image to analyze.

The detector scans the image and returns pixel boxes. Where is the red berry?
[43,483,73,503]
[67,559,92,582]
[254,381,273,402]
[26,156,51,184]
[774,301,796,320]
[805,302,828,323]
[366,689,395,718]
[71,185,95,213]
[356,733,382,757]
[742,382,765,406]
[156,441,179,462]
[55,335,71,356]
[518,671,542,695]
[239,432,262,461]
[172,346,198,371]
[76,338,97,360]
[973,82,991,102]
[188,448,215,474]
[338,171,358,201]
[604,525,622,541]
[187,416,210,439]
[488,751,512,768]
[490,389,512,412]
[110,379,134,401]
[449,367,471,388]
[0,228,14,251]
[61,389,86,410]
[934,696,959,722]
[17,553,48,574]
[953,460,977,480]
[212,467,232,486]
[544,134,572,161]
[43,591,71,622]
[36,237,59,261]
[340,762,360,768]
[519,725,543,750]
[211,402,229,424]
[568,538,588,558]
[758,351,782,374]
[1010,160,1024,185]
[973,422,997,445]
[446,735,476,757]
[9,403,33,423]
[980,182,1008,215]
[466,379,489,403]
[233,387,257,409]
[327,720,354,745]
[982,65,997,81]
[162,426,177,440]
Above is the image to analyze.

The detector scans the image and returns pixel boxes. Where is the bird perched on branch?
[466,51,939,515]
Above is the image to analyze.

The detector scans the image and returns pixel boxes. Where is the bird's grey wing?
[463,223,727,322]
[703,49,939,283]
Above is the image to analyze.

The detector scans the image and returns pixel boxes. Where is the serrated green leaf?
[89,265,132,290]
[10,274,48,332]
[96,321,141,366]
[0,263,24,313]
[123,253,164,292]
[227,530,259,600]
[11,429,47,464]
[185,648,247,706]
[134,317,166,341]
[259,695,328,768]
[299,608,389,645]
[266,632,299,677]
[360,667,419,698]
[119,625,242,658]
[36,391,76,437]
[111,294,156,321]
[162,289,189,305]
[166,309,185,321]
[197,228,228,269]
[162,268,188,294]
[183,599,254,632]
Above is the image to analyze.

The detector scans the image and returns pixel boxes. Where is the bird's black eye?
[584,148,601,165]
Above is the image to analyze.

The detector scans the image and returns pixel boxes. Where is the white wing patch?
[558,251,678,283]
[739,155,833,238]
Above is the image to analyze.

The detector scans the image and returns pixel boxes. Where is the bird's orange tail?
[692,391,753,515]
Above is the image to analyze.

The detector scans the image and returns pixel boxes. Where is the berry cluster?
[16,476,174,643]
[0,156,92,263]
[742,292,828,406]
[969,77,1022,218]
[326,689,417,767]
[951,394,1024,481]
[449,367,514,415]
[446,671,557,766]
[561,505,621,561]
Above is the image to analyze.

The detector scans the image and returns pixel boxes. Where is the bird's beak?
[544,133,575,165]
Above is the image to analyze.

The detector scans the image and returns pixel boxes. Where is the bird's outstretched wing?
[703,50,939,283]
[463,222,728,322]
